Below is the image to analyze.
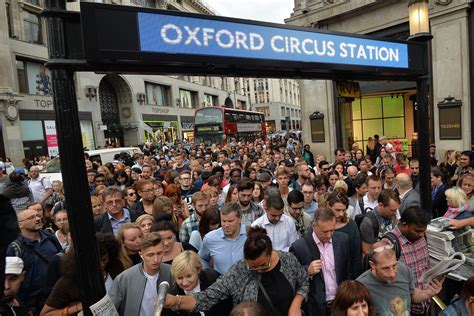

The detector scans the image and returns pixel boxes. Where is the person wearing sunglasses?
[357,240,444,316]
[165,226,308,316]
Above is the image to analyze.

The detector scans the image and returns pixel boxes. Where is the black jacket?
[290,232,352,316]
[432,185,448,218]
[94,209,140,235]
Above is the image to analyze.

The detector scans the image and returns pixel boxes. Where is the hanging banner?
[44,120,59,157]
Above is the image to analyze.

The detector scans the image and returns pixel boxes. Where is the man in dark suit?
[94,186,139,236]
[396,173,420,216]
[290,208,352,316]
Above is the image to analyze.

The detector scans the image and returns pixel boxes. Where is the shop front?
[265,120,276,133]
[20,110,95,159]
[336,81,416,156]
[142,114,179,143]
[180,116,194,141]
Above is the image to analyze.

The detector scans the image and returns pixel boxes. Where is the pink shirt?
[312,232,337,302]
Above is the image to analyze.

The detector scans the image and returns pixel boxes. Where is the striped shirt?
[390,226,431,314]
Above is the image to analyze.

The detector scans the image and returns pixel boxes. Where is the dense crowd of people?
[0,134,473,316]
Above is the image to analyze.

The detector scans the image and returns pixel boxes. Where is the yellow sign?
[196,125,220,132]
[336,81,361,98]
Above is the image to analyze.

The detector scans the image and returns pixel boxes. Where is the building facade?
[286,0,473,159]
[249,78,302,132]
[0,0,249,162]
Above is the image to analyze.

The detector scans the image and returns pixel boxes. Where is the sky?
[204,0,295,24]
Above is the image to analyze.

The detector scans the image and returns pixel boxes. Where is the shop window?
[204,94,218,107]
[6,3,13,38]
[16,60,27,93]
[21,120,44,141]
[24,0,41,6]
[23,10,42,44]
[145,82,170,106]
[351,95,406,149]
[362,120,383,139]
[16,59,52,95]
[179,89,197,109]
[382,96,404,117]
[384,117,405,138]
[361,98,382,119]
[80,120,96,150]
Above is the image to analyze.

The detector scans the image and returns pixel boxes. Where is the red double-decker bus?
[194,106,266,145]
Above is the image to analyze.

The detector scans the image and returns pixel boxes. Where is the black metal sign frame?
[41,2,432,315]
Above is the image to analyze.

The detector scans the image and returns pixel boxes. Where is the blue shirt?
[198,224,247,275]
[108,208,131,236]
[304,200,318,218]
[440,298,469,316]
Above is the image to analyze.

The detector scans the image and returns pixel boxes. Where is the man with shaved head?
[344,165,359,196]
[357,240,444,316]
[396,173,420,216]
[27,166,53,204]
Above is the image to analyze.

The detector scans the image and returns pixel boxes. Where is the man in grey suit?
[396,173,420,216]
[109,232,173,315]
[290,208,352,316]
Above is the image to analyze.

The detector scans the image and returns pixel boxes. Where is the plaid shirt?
[179,212,199,243]
[390,226,431,314]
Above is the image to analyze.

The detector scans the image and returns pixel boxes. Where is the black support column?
[43,0,105,314]
[416,76,432,214]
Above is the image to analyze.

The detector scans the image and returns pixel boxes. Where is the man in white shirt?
[27,166,53,204]
[251,195,299,251]
[109,232,173,316]
[355,175,381,215]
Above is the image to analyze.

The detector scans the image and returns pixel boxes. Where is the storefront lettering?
[34,99,53,108]
[336,82,361,98]
[440,124,460,129]
[151,107,170,114]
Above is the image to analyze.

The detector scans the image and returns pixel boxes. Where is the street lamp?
[408,0,433,215]
[408,0,432,41]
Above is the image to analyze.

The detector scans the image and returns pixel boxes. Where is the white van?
[41,147,143,182]
[86,147,143,165]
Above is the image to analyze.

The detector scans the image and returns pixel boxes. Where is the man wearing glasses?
[7,208,63,313]
[357,240,444,316]
[286,190,312,238]
[94,186,139,236]
[302,181,318,218]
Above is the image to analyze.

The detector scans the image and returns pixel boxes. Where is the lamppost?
[408,0,433,213]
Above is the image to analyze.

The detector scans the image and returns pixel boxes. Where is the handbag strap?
[255,275,282,316]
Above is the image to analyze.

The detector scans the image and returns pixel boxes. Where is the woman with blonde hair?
[439,150,458,179]
[444,186,472,220]
[92,184,107,198]
[136,214,155,234]
[90,196,104,216]
[202,186,219,209]
[117,223,143,269]
[170,251,231,316]
[152,196,177,223]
